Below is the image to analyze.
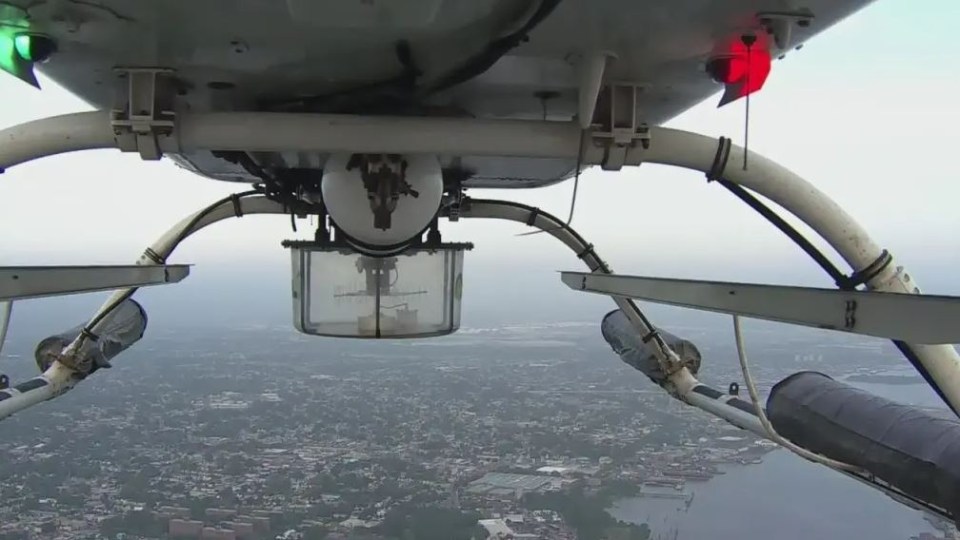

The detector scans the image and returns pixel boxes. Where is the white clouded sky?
[0,0,957,300]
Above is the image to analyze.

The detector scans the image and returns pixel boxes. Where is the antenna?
[741,33,757,170]
[516,128,585,237]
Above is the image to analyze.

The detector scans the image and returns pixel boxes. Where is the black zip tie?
[576,243,596,260]
[143,248,165,264]
[641,330,660,344]
[706,136,732,182]
[231,193,244,217]
[839,249,893,290]
[526,208,540,226]
[80,328,100,342]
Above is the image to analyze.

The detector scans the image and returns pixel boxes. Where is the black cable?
[469,198,595,261]
[211,151,273,182]
[716,179,850,288]
[893,341,958,416]
[465,198,667,354]
[259,41,422,113]
[82,290,135,338]
[258,1,561,114]
[169,189,261,250]
[423,0,563,95]
[721,180,958,415]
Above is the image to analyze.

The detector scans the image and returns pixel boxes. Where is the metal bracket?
[589,83,651,171]
[446,186,466,222]
[110,67,177,160]
[758,10,815,50]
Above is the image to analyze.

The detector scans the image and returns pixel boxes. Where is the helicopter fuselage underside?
[5,0,874,187]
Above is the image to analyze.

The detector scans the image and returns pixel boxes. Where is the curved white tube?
[635,128,960,413]
[638,129,880,270]
[459,199,685,382]
[83,196,285,335]
[0,111,115,168]
[0,195,287,421]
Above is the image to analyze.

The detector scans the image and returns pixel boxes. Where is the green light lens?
[13,33,32,61]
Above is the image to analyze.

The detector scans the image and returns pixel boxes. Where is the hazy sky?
[1,0,958,329]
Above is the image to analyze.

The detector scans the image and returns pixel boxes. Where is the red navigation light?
[706,56,747,85]
[706,34,772,107]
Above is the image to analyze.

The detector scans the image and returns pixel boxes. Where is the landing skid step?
[562,271,960,344]
[0,265,190,302]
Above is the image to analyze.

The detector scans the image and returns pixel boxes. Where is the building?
[205,508,238,521]
[466,472,564,499]
[223,521,255,539]
[169,519,205,538]
[237,515,271,534]
[158,506,192,520]
[201,527,237,540]
[478,519,515,539]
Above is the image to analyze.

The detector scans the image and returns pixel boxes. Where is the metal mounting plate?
[110,67,177,160]
[0,265,190,302]
[561,271,960,344]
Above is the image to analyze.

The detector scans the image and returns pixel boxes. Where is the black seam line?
[231,194,244,218]
[143,248,165,264]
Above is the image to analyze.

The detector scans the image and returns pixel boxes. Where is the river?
[608,369,952,540]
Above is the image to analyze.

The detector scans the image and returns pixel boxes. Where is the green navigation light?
[14,33,56,63]
[0,28,39,88]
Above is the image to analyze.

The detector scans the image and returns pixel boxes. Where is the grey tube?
[34,299,148,373]
[601,309,702,384]
[767,371,960,519]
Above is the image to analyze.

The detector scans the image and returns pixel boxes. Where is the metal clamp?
[590,83,651,171]
[447,191,463,222]
[757,9,815,50]
[110,67,177,160]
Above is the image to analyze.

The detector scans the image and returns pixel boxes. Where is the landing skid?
[0,109,958,524]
